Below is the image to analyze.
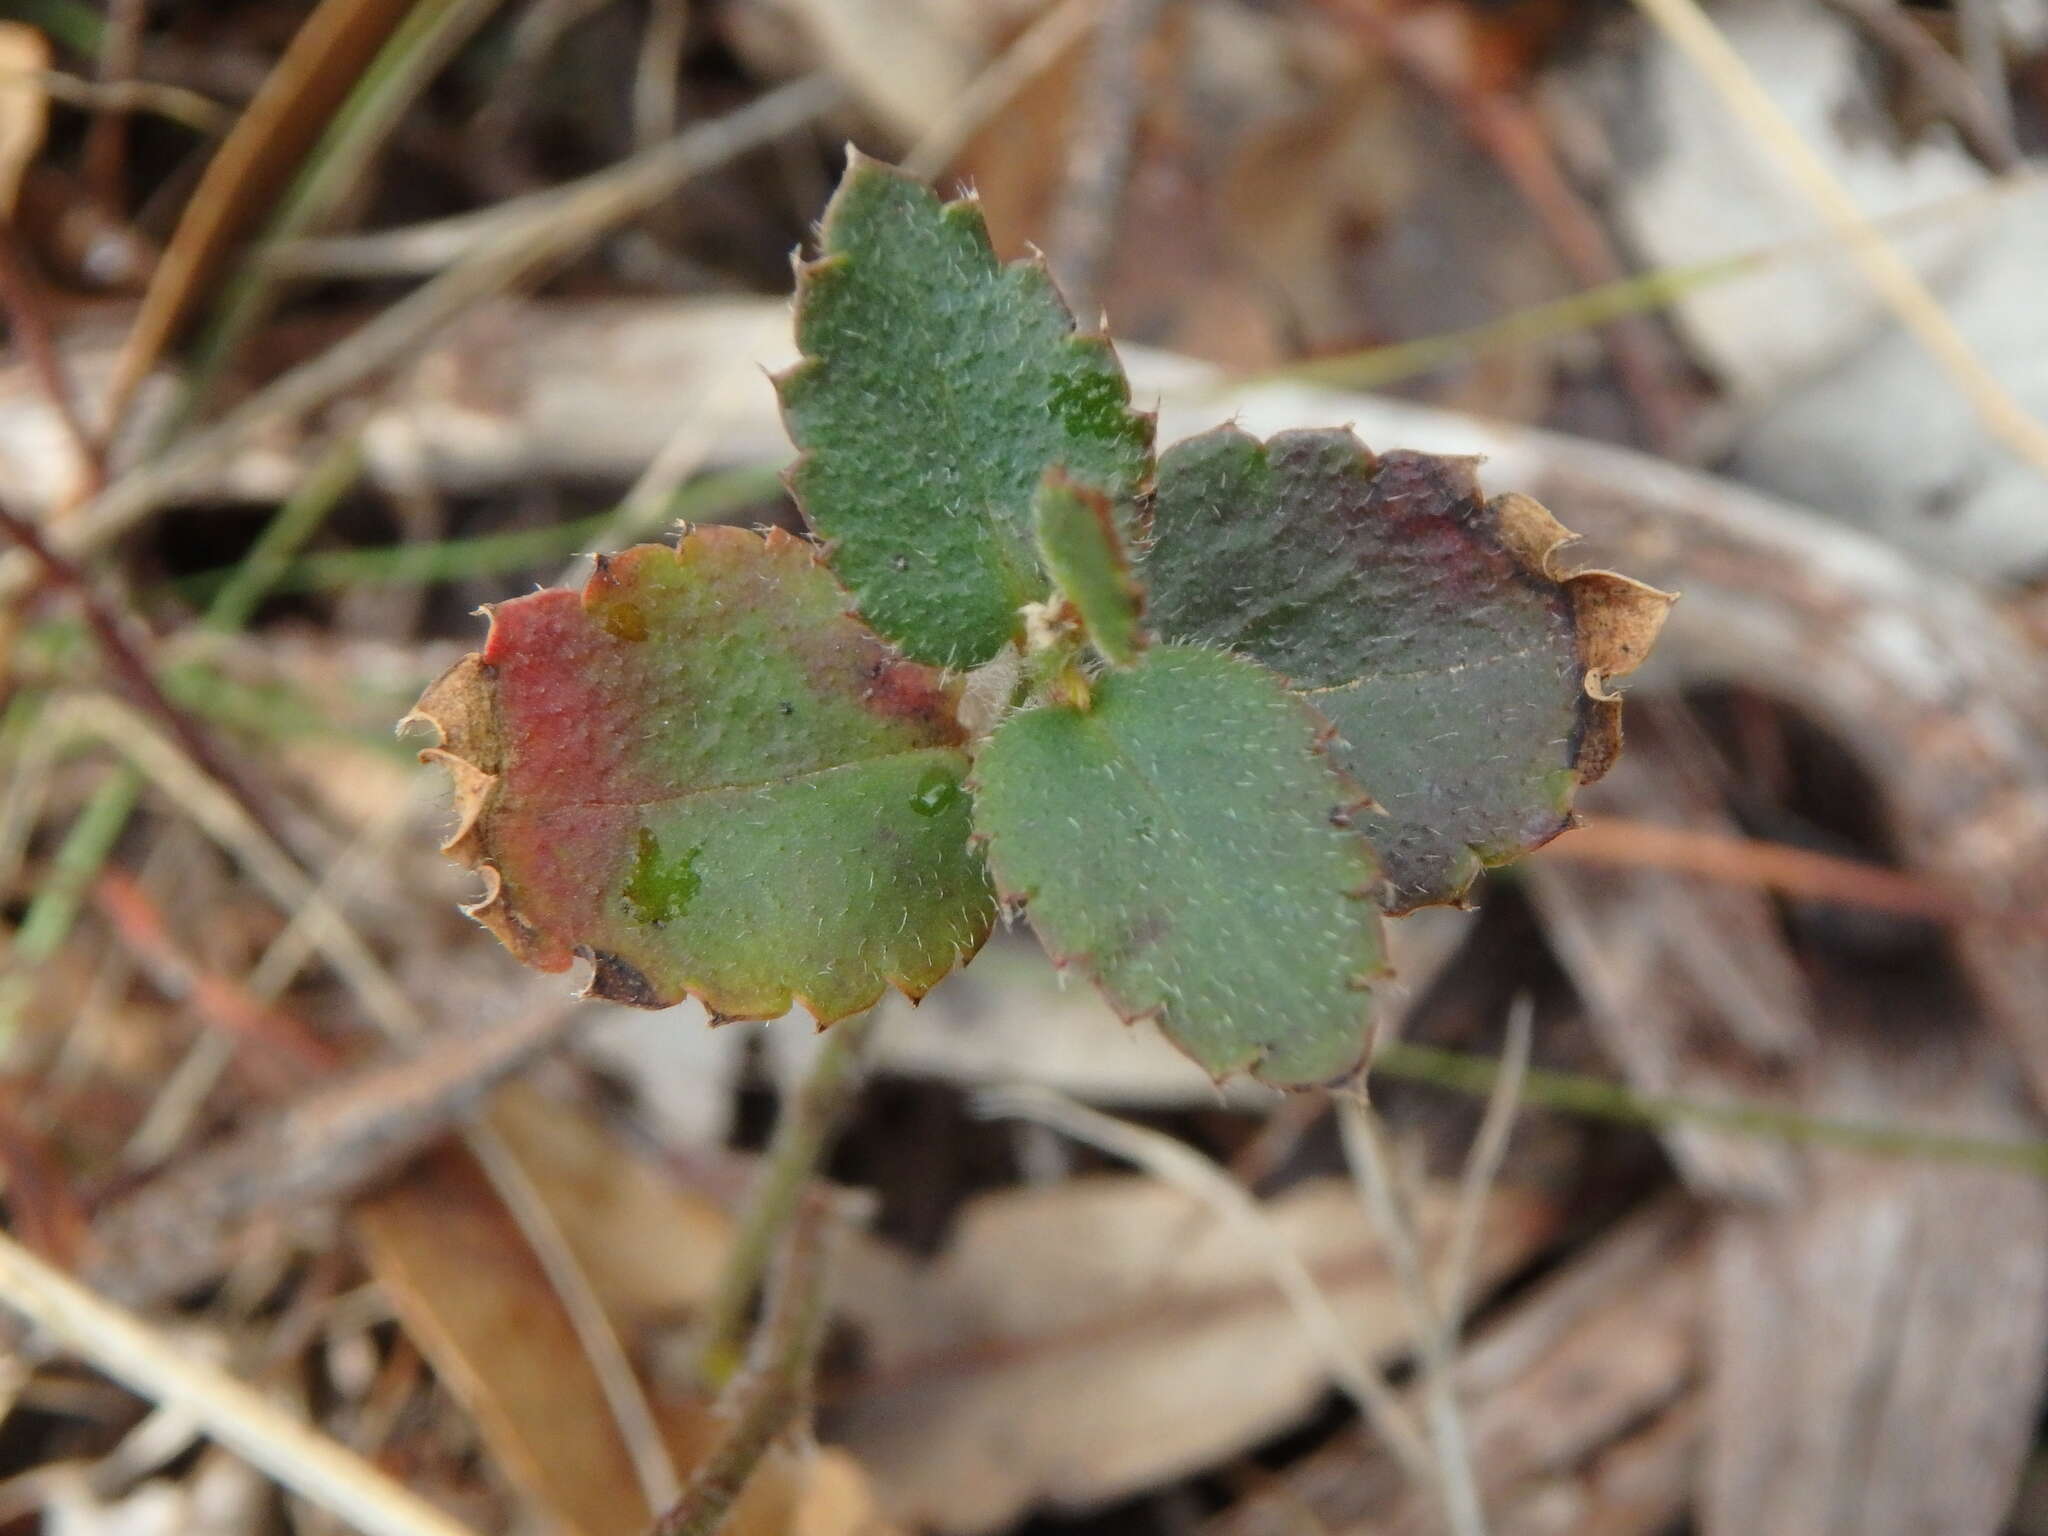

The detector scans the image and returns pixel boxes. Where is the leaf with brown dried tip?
[406,525,994,1022]
[1144,426,1673,910]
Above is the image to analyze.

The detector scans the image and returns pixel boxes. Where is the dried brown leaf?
[833,1172,1556,1533]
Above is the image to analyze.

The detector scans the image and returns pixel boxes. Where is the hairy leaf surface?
[1145,427,1672,910]
[408,526,994,1021]
[778,152,1154,668]
[1033,470,1146,666]
[972,646,1386,1086]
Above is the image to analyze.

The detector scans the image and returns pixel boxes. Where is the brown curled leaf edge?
[404,525,995,1023]
[1141,426,1677,911]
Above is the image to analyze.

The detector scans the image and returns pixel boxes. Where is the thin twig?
[1956,0,2013,153]
[82,0,147,205]
[45,688,676,1484]
[977,1083,1437,1485]
[173,0,513,430]
[1440,995,1532,1331]
[89,1001,585,1305]
[1626,0,2048,479]
[1252,169,2038,394]
[1326,0,1688,451]
[1336,1093,1487,1536]
[649,1190,841,1536]
[37,692,422,1044]
[0,74,843,602]
[124,784,423,1170]
[0,503,286,854]
[1820,0,2016,170]
[2,67,234,136]
[692,1009,878,1388]
[1050,0,1167,318]
[4,433,367,1035]
[0,1227,479,1536]
[91,866,340,1081]
[1543,815,2047,934]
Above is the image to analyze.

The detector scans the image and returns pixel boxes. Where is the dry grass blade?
[103,0,418,432]
[1626,0,2048,480]
[0,1228,479,1536]
[1336,1095,1486,1536]
[976,1083,1437,1486]
[1441,997,1532,1329]
[0,74,841,603]
[178,0,514,424]
[464,1119,684,1516]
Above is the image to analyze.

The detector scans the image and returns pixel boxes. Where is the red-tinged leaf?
[407,525,994,1022]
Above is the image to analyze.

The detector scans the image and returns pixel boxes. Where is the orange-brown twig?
[1546,816,2048,934]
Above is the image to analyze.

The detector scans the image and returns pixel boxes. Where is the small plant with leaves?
[407,153,1673,1087]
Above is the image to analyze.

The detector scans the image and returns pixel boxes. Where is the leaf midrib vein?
[531,743,959,810]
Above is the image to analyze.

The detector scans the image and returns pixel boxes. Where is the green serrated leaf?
[1144,427,1672,910]
[407,526,995,1021]
[971,645,1386,1087]
[1033,469,1147,666]
[778,152,1155,669]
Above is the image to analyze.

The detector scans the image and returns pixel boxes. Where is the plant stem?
[651,1189,840,1536]
[691,1008,878,1388]
[1373,1042,2048,1178]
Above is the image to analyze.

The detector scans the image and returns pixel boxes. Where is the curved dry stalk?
[465,1119,683,1515]
[1440,996,1533,1329]
[692,1009,879,1388]
[976,1082,1438,1486]
[651,1190,841,1536]
[1336,1093,1487,1536]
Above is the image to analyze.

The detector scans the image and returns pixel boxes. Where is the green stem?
[201,434,365,631]
[173,463,783,601]
[653,1190,839,1536]
[1374,1042,2048,1178]
[691,1009,878,1389]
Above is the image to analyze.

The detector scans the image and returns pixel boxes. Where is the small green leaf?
[971,645,1387,1087]
[406,526,995,1022]
[1033,469,1147,666]
[1145,427,1672,911]
[778,152,1155,669]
